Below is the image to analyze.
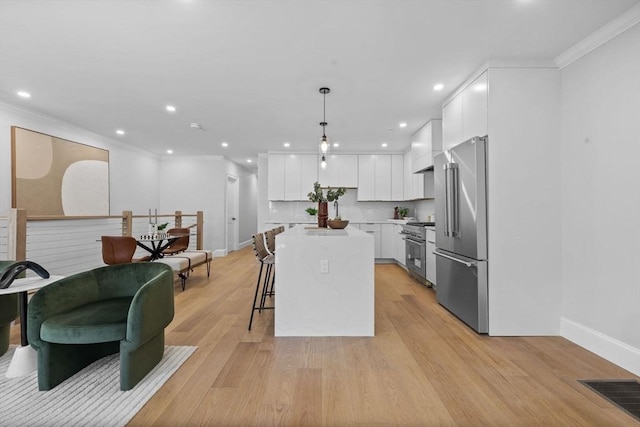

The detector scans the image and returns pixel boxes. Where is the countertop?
[266,219,414,225]
[278,224,371,238]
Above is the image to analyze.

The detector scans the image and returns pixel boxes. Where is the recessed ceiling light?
[474,83,487,92]
[116,129,125,135]
[283,142,290,148]
[221,142,228,147]
[381,143,388,148]
[165,105,176,112]
[433,83,444,91]
[399,122,407,128]
[17,91,31,98]
[247,159,253,163]
[333,143,340,147]
[166,149,173,154]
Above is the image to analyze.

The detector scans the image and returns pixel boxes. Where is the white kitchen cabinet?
[359,223,381,258]
[318,154,358,188]
[411,119,442,173]
[440,62,562,335]
[403,150,412,200]
[442,94,462,151]
[358,154,403,201]
[425,228,436,285]
[380,223,395,259]
[268,154,286,200]
[442,70,488,151]
[283,154,302,200]
[391,154,404,200]
[403,149,426,200]
[300,154,319,197]
[357,155,375,200]
[268,153,318,200]
[461,71,488,142]
[374,155,392,200]
[393,224,406,265]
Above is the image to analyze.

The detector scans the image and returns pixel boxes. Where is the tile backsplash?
[268,190,435,223]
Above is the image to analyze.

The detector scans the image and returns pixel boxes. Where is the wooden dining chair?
[101,236,150,265]
[162,228,190,256]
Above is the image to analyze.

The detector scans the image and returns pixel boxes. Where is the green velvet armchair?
[0,261,19,356]
[27,262,175,391]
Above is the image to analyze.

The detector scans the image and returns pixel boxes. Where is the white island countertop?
[274,225,375,337]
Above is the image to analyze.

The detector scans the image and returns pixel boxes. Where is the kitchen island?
[274,225,375,336]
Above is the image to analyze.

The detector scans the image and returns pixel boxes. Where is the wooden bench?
[154,250,212,290]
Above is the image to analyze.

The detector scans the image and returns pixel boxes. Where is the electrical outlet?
[320,259,329,274]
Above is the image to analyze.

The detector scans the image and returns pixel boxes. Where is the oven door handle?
[403,237,426,246]
[434,250,476,267]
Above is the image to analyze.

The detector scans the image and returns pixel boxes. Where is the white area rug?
[0,345,196,427]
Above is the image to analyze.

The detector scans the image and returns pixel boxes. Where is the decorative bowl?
[327,219,349,229]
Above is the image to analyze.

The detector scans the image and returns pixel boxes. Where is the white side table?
[0,275,64,377]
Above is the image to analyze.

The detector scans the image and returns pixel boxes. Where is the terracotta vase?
[318,201,328,228]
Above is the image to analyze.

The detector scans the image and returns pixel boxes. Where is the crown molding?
[0,101,160,158]
[555,4,640,69]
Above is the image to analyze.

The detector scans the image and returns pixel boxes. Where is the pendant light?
[319,87,330,169]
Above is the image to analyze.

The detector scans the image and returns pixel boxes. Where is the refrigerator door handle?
[434,250,476,267]
[444,162,459,237]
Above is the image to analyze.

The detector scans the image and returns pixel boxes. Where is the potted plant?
[307,182,328,227]
[397,207,409,219]
[307,182,347,228]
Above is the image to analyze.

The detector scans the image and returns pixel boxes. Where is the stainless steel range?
[401,222,434,286]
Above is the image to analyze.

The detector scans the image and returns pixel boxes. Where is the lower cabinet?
[358,223,381,259]
[426,228,436,285]
[393,224,405,265]
[380,224,395,259]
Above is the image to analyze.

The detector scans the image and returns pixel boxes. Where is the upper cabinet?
[411,119,443,173]
[268,154,318,200]
[443,71,488,151]
[358,154,403,201]
[403,149,425,200]
[461,71,488,142]
[318,154,358,188]
[268,154,286,200]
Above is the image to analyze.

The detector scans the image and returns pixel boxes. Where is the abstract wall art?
[11,127,110,216]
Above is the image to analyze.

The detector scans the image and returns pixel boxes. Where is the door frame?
[226,174,239,253]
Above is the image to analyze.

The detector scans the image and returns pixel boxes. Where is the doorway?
[226,175,239,253]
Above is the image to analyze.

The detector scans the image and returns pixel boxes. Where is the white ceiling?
[1,0,638,171]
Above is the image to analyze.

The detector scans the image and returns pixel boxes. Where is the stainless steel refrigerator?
[434,136,488,333]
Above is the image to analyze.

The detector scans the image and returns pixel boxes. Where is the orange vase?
[318,201,328,228]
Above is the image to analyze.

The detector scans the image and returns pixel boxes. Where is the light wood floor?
[13,246,638,426]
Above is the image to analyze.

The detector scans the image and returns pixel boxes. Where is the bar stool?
[248,232,275,330]
[261,227,283,308]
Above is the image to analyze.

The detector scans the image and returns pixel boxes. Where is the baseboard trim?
[238,239,252,249]
[213,249,227,258]
[560,317,640,376]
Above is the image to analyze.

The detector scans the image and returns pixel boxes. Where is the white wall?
[159,156,226,254]
[239,173,258,245]
[0,102,160,217]
[225,159,257,247]
[559,23,640,376]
